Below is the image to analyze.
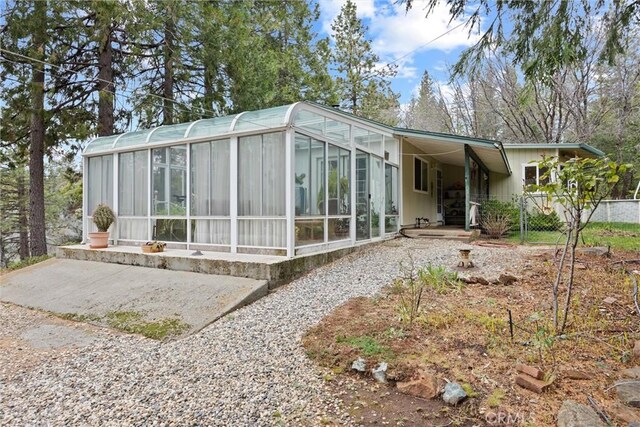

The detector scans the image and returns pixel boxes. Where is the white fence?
[588,200,640,224]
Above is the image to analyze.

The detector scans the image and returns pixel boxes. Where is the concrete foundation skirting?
[57,244,367,289]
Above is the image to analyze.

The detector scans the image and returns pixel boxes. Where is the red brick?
[515,364,545,380]
[515,373,550,394]
[565,370,592,380]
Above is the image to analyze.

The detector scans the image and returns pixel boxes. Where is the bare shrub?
[481,212,511,239]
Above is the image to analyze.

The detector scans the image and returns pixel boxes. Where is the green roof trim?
[503,143,605,157]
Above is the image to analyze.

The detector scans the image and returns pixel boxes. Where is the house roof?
[502,143,605,158]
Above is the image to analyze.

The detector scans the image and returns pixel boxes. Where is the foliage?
[527,312,556,372]
[337,335,386,357]
[331,0,399,124]
[105,310,189,340]
[528,156,629,333]
[3,255,51,272]
[418,264,464,294]
[528,208,563,232]
[480,212,512,239]
[480,199,520,230]
[92,204,115,233]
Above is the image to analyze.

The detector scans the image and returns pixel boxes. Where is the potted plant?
[141,240,166,253]
[89,204,115,249]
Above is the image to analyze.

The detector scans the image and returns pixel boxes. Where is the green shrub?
[528,208,563,231]
[93,204,115,232]
[480,199,520,232]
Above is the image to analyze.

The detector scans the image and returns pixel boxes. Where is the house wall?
[401,141,439,226]
[489,147,558,200]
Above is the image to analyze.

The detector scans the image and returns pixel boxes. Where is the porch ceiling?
[402,135,511,175]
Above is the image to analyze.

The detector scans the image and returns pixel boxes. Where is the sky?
[316,0,484,104]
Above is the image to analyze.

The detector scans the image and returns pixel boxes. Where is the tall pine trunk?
[163,3,175,125]
[97,25,114,136]
[17,172,30,260]
[29,0,47,257]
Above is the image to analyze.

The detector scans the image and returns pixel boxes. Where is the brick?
[515,373,550,394]
[565,370,592,380]
[515,364,545,380]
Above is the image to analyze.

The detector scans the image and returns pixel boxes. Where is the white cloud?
[319,0,482,81]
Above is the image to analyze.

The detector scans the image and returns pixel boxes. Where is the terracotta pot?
[88,231,109,249]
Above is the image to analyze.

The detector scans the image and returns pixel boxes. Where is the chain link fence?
[474,194,640,245]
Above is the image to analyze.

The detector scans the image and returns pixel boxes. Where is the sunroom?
[83,102,401,257]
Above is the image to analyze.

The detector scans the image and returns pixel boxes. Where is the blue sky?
[316,0,484,104]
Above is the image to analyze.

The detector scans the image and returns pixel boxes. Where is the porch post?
[230,136,238,253]
[285,130,294,257]
[82,156,88,243]
[464,145,470,231]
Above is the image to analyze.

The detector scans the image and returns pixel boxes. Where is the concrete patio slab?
[0,258,268,338]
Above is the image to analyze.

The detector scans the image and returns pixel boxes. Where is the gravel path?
[1,239,537,426]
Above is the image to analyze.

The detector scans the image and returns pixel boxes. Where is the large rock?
[616,380,640,408]
[442,382,467,406]
[372,362,387,383]
[351,357,366,372]
[622,367,640,379]
[557,400,605,427]
[397,374,440,400]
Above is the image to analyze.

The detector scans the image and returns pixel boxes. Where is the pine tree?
[331,0,399,124]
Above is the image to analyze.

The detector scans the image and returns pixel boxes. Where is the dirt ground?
[304,248,640,426]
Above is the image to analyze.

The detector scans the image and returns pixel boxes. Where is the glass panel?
[191,219,230,245]
[295,219,324,247]
[421,160,429,192]
[524,165,537,186]
[354,127,369,149]
[118,218,148,240]
[414,157,422,191]
[385,136,399,164]
[328,218,350,241]
[88,155,113,214]
[325,118,349,146]
[293,109,324,135]
[238,219,286,247]
[310,139,325,216]
[385,216,398,233]
[328,145,351,216]
[370,157,382,238]
[115,129,153,149]
[187,115,238,138]
[295,134,310,216]
[148,123,191,143]
[191,140,230,216]
[238,133,285,216]
[385,164,398,215]
[154,218,187,242]
[234,105,291,132]
[369,132,383,156]
[539,166,549,186]
[85,135,119,154]
[356,150,369,241]
[119,150,148,216]
[152,146,186,216]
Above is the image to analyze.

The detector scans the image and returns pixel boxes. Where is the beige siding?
[490,148,558,199]
[401,141,440,226]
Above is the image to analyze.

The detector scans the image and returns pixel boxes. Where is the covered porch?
[396,129,512,231]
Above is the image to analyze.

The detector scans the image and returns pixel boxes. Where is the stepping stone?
[623,367,640,379]
[557,400,605,427]
[616,380,640,408]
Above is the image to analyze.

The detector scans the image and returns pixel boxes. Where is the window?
[523,164,550,188]
[118,150,148,216]
[191,139,230,216]
[88,154,113,214]
[294,134,325,216]
[152,145,187,216]
[238,132,285,216]
[414,157,429,193]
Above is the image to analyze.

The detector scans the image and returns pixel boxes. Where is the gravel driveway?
[1,239,536,426]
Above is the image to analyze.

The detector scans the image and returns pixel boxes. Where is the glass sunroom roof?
[84,104,295,154]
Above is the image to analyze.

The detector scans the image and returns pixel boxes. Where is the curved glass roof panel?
[233,104,292,132]
[115,129,153,149]
[147,123,191,144]
[187,115,238,139]
[84,134,120,154]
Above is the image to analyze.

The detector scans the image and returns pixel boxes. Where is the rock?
[351,357,366,373]
[565,370,592,380]
[372,362,387,383]
[634,341,640,359]
[442,382,466,406]
[623,368,640,379]
[516,363,545,380]
[464,276,489,285]
[603,296,617,304]
[610,404,640,424]
[557,400,605,427]
[615,380,640,408]
[397,374,439,400]
[498,274,517,286]
[515,373,550,394]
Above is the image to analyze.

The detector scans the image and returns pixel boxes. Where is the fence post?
[520,195,525,244]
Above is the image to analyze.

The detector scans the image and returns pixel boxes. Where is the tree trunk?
[97,24,114,136]
[163,4,175,125]
[29,0,48,257]
[17,172,30,260]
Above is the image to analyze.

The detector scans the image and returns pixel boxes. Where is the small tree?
[529,156,628,334]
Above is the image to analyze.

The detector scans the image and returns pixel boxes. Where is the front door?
[436,169,444,224]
